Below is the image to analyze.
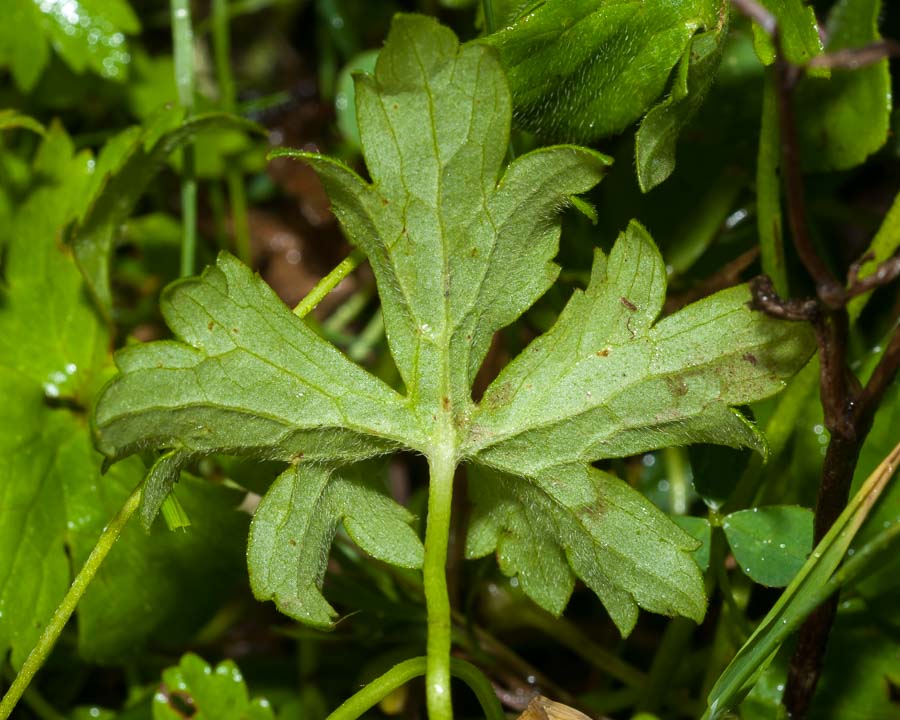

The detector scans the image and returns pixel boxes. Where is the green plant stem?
[1,665,64,720]
[179,153,198,277]
[293,248,366,318]
[211,0,236,109]
[226,172,252,264]
[326,657,504,720]
[348,308,384,362]
[483,0,496,34]
[523,608,646,688]
[212,0,252,265]
[323,286,373,334]
[424,440,457,720]
[0,485,142,720]
[171,0,197,277]
[637,617,695,714]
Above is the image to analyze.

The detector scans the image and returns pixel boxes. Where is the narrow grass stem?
[0,485,142,720]
[171,0,197,277]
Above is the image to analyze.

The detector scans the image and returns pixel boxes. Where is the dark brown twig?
[732,1,900,716]
[846,253,900,300]
[807,39,900,71]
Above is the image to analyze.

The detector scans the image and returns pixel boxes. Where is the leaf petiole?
[424,440,457,720]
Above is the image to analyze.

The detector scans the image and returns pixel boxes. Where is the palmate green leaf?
[248,463,424,627]
[0,124,248,666]
[96,15,813,636]
[478,0,724,144]
[154,653,274,720]
[73,107,262,314]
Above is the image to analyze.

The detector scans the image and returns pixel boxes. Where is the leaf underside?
[95,14,814,635]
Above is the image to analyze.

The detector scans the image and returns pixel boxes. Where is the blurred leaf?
[672,515,712,571]
[796,0,891,172]
[479,0,723,143]
[38,0,139,81]
[73,108,263,314]
[848,191,900,322]
[690,443,755,511]
[723,506,813,587]
[0,0,50,91]
[636,17,729,191]
[0,109,45,135]
[750,0,823,65]
[335,49,379,150]
[0,125,249,666]
[154,653,275,720]
[0,0,140,91]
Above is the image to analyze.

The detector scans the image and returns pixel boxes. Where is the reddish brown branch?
[731,0,900,716]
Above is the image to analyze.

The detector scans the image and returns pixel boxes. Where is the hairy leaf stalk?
[424,421,458,720]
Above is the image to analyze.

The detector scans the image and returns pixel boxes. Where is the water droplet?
[725,208,749,229]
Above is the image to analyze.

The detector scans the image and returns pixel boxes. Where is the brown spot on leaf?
[666,376,689,397]
[208,321,215,331]
[442,396,450,411]
[289,539,297,546]
[484,382,513,410]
